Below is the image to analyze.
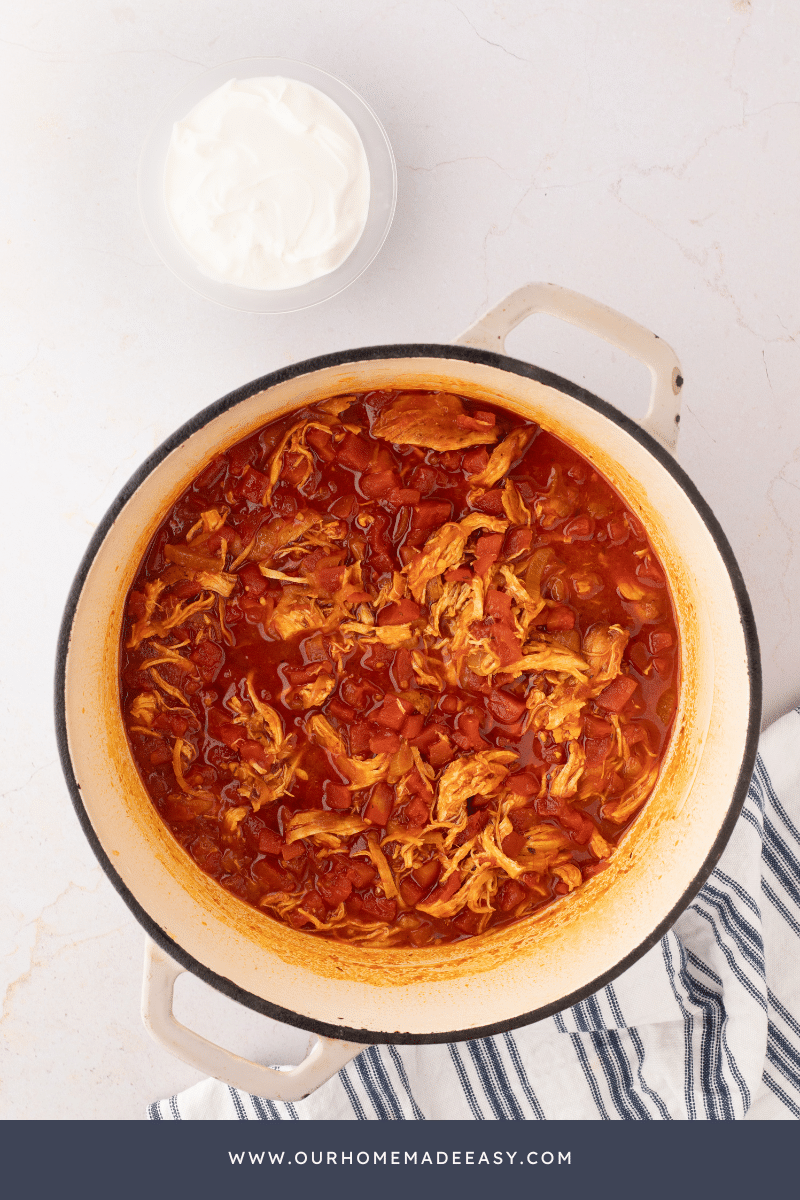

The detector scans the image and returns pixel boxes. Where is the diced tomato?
[386,487,422,507]
[623,722,648,746]
[252,859,293,891]
[473,410,496,426]
[324,781,352,810]
[258,828,283,856]
[427,736,454,767]
[340,678,368,709]
[216,721,245,749]
[363,782,394,826]
[501,831,526,859]
[286,663,326,685]
[596,675,639,713]
[306,426,335,461]
[471,488,504,515]
[349,721,374,755]
[487,688,526,723]
[652,654,672,678]
[554,881,570,895]
[650,629,674,653]
[485,588,513,623]
[439,694,459,715]
[452,712,487,751]
[443,566,473,582]
[328,698,355,723]
[509,807,539,834]
[452,910,482,935]
[628,641,651,675]
[126,590,147,619]
[360,892,397,921]
[584,715,612,738]
[190,639,224,683]
[463,446,489,475]
[149,744,173,766]
[374,695,409,730]
[224,599,243,624]
[300,890,326,917]
[162,798,199,822]
[153,712,189,738]
[316,563,345,593]
[507,771,538,797]
[369,730,402,754]
[411,499,452,530]
[227,442,255,476]
[496,879,527,911]
[361,469,401,498]
[406,796,430,827]
[239,740,272,770]
[426,872,462,906]
[474,533,503,577]
[378,598,421,626]
[400,877,425,907]
[345,860,377,888]
[338,432,372,471]
[409,464,440,494]
[169,580,203,600]
[401,712,425,740]
[237,466,269,504]
[545,605,575,632]
[585,735,612,766]
[281,841,305,862]
[503,527,533,558]
[455,811,491,846]
[329,494,358,519]
[318,871,352,906]
[410,722,450,751]
[557,805,595,845]
[278,451,306,487]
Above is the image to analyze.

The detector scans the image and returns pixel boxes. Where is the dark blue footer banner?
[1,1119,794,1199]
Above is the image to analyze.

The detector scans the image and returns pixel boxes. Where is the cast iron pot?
[55,284,761,1100]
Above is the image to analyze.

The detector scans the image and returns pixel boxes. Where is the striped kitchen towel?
[149,707,800,1120]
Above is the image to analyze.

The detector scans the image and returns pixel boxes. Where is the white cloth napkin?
[149,708,800,1120]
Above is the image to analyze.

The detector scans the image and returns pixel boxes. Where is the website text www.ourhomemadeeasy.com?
[228,1149,571,1167]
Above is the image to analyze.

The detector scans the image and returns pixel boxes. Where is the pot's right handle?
[142,938,368,1101]
[455,283,683,454]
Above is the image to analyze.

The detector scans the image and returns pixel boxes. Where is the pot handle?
[455,283,683,453]
[141,937,368,1101]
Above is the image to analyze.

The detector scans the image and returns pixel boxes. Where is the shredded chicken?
[372,392,500,451]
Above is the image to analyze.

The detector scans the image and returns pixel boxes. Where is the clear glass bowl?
[138,58,397,314]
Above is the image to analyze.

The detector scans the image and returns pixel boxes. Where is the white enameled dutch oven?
[55,284,760,1100]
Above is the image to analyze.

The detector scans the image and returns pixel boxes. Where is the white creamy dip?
[164,77,371,291]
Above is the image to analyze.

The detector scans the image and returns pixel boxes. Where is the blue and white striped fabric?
[149,708,800,1121]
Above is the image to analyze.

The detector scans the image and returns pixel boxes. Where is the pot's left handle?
[142,938,368,1101]
[455,282,683,453]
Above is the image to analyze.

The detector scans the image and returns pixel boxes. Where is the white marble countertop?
[3,0,799,1119]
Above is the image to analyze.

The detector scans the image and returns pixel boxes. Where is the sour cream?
[164,76,371,291]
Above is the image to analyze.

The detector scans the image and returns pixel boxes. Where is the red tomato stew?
[120,390,679,946]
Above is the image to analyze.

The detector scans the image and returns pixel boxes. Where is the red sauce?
[120,389,679,946]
